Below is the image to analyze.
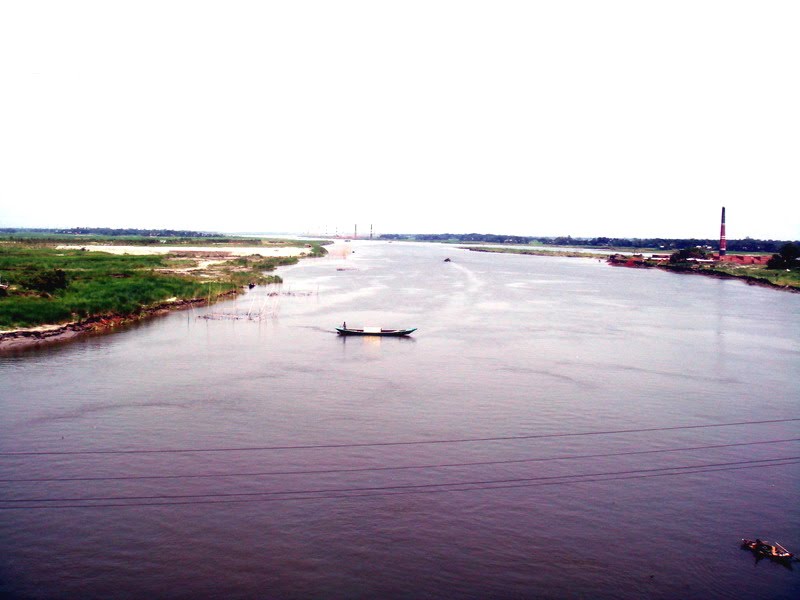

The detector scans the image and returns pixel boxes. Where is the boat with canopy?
[336,325,416,337]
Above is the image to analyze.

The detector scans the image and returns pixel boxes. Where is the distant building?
[712,254,770,265]
[714,207,770,264]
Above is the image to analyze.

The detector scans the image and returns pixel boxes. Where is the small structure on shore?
[712,254,771,265]
[713,207,770,264]
[607,254,648,267]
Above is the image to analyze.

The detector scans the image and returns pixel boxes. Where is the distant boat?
[336,326,416,337]
[741,539,794,562]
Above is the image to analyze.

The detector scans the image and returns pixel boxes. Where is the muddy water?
[1,241,798,599]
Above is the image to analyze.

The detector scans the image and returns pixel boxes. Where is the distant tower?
[370,224,373,240]
[354,224,357,239]
[719,207,727,256]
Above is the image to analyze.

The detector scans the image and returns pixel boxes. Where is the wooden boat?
[741,539,794,561]
[336,326,417,337]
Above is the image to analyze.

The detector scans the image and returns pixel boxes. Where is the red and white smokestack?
[719,206,727,256]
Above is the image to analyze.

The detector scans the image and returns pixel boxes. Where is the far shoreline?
[462,245,800,293]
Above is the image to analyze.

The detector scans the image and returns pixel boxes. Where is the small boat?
[336,326,417,337]
[741,539,794,561]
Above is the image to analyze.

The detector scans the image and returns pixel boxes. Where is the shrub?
[16,268,69,293]
[767,243,800,270]
[669,247,708,264]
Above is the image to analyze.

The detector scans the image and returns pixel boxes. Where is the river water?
[1,241,798,599]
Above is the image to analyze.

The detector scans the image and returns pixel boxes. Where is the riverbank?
[656,262,800,292]
[55,244,309,256]
[0,292,238,352]
[462,246,609,259]
[0,240,328,351]
[464,245,800,292]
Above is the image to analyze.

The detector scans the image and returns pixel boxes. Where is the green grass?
[698,263,800,289]
[0,275,223,328]
[0,240,333,330]
[463,246,608,259]
[0,246,239,329]
[0,233,332,247]
[466,245,800,291]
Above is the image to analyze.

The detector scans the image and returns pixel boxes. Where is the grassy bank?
[660,262,800,291]
[463,245,800,292]
[0,241,326,330]
[0,232,327,248]
[462,246,609,259]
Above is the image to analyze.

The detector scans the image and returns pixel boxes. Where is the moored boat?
[741,539,794,561]
[336,326,416,337]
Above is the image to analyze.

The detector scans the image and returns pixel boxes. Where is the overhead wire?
[1,457,797,510]
[1,417,798,457]
[3,456,799,505]
[1,437,798,483]
[2,419,797,511]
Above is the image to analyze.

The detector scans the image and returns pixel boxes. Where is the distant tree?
[669,247,709,264]
[767,243,800,269]
[370,232,798,253]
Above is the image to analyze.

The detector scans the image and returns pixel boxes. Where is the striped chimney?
[719,206,727,256]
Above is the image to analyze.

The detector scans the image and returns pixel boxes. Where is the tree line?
[378,233,797,253]
[0,227,220,238]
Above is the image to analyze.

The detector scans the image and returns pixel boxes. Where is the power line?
[1,458,797,511]
[1,417,798,457]
[2,437,797,483]
[3,455,798,506]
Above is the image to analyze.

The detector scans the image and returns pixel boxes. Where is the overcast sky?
[1,1,798,239]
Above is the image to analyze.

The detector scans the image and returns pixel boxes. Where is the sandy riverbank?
[56,245,309,257]
[1,244,313,352]
[0,292,239,353]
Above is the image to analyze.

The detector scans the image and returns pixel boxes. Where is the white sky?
[1,1,798,239]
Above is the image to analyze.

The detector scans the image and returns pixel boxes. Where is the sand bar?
[56,245,309,256]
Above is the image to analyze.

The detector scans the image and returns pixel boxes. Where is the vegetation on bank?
[0,248,211,328]
[462,246,608,259]
[663,243,800,290]
[670,262,800,289]
[380,232,797,254]
[465,243,800,291]
[0,240,328,330]
[0,227,223,238]
[0,230,330,248]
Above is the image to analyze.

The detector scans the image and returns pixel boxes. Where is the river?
[1,241,798,599]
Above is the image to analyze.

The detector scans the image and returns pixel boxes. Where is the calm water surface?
[1,241,799,599]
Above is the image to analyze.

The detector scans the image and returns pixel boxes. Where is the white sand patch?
[57,245,309,257]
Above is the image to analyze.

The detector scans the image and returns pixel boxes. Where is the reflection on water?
[1,241,799,599]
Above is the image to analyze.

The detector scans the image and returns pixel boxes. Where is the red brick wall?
[715,255,771,265]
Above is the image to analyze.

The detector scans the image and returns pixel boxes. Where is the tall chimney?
[719,206,727,257]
